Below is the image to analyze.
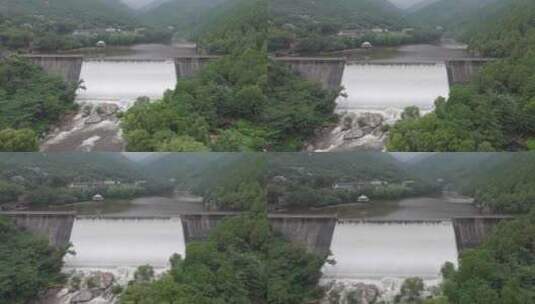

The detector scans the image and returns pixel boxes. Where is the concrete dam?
[23,55,490,107]
[0,211,511,302]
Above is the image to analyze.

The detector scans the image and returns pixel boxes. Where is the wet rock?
[95,104,119,117]
[85,114,103,125]
[347,283,380,304]
[71,290,93,303]
[81,105,93,118]
[99,272,114,289]
[357,113,383,129]
[343,128,365,140]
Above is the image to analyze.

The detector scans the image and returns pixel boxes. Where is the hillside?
[0,153,142,183]
[0,153,173,207]
[137,0,229,33]
[407,0,501,29]
[0,0,135,27]
[268,0,441,54]
[407,152,535,214]
[271,0,404,29]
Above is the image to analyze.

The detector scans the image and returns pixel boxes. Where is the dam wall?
[174,56,220,79]
[24,55,83,84]
[180,213,336,256]
[275,57,346,90]
[445,59,493,85]
[174,56,346,90]
[452,216,511,252]
[0,211,75,248]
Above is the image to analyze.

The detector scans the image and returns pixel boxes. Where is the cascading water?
[55,217,185,304]
[336,63,450,116]
[311,63,450,152]
[41,60,177,152]
[64,217,185,271]
[77,60,177,109]
[321,220,458,302]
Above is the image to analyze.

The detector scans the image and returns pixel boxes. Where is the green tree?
[0,129,38,152]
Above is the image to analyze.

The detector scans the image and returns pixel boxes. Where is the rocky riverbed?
[41,103,125,152]
[307,112,392,151]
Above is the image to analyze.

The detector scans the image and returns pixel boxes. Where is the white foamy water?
[323,221,458,280]
[64,217,185,270]
[336,63,450,114]
[76,60,177,109]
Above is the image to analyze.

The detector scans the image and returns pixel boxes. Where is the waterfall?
[64,217,185,271]
[321,220,458,302]
[76,59,177,109]
[324,220,458,279]
[336,63,449,120]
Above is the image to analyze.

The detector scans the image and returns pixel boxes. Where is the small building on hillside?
[92,194,104,201]
[361,41,373,49]
[357,195,370,203]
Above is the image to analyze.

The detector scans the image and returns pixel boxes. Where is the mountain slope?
[137,0,230,31]
[407,0,500,29]
[271,0,405,29]
[0,0,135,27]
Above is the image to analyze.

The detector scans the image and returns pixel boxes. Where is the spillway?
[324,220,458,280]
[76,60,177,109]
[64,217,185,271]
[336,63,450,118]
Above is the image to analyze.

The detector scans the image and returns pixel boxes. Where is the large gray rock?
[346,283,379,304]
[85,114,103,125]
[357,113,384,129]
[95,104,119,116]
[71,290,94,303]
[99,272,114,289]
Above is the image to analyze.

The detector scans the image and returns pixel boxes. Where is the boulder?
[71,290,93,303]
[346,283,380,304]
[99,272,114,289]
[95,104,119,116]
[357,113,383,129]
[81,105,93,117]
[343,128,365,140]
[85,114,103,125]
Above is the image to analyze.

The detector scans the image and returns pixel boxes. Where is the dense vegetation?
[0,0,174,52]
[436,209,535,304]
[120,180,328,304]
[0,153,172,208]
[0,57,77,151]
[408,152,535,214]
[388,0,535,151]
[0,216,68,304]
[265,153,438,209]
[269,0,441,55]
[122,0,339,152]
